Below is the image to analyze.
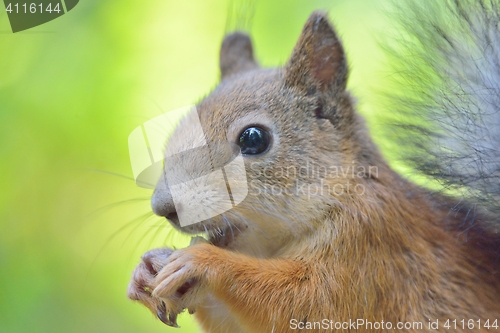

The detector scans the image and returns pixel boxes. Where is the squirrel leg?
[151,243,319,333]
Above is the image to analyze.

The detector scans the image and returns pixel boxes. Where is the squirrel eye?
[238,126,270,155]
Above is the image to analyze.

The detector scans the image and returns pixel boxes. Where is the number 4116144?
[5,3,61,14]
[443,319,498,330]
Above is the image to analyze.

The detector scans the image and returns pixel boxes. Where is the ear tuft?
[285,11,347,91]
[220,32,258,79]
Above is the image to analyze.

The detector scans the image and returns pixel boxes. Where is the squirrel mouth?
[164,212,242,249]
[164,216,241,248]
[187,225,240,249]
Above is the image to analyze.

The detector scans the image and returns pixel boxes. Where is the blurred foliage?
[0,0,395,332]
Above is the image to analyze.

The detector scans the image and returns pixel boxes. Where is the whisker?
[85,169,137,182]
[147,219,171,249]
[85,197,151,219]
[122,211,158,249]
[84,210,155,288]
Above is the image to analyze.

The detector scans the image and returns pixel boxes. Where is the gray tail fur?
[385,0,500,229]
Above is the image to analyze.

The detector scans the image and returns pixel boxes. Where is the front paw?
[152,245,212,314]
[128,244,216,327]
[127,248,189,327]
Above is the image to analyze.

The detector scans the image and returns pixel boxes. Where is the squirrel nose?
[151,186,179,223]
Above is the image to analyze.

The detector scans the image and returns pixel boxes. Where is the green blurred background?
[0,0,394,332]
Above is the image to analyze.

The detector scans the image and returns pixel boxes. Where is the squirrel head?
[152,11,382,256]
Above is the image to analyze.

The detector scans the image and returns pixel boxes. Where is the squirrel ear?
[285,11,347,91]
[220,32,258,80]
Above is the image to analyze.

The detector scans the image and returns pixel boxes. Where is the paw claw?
[156,301,180,328]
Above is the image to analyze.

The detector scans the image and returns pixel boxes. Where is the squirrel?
[127,1,500,332]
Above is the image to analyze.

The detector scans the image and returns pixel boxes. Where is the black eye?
[238,126,271,155]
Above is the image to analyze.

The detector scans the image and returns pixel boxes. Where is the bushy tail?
[385,0,500,229]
